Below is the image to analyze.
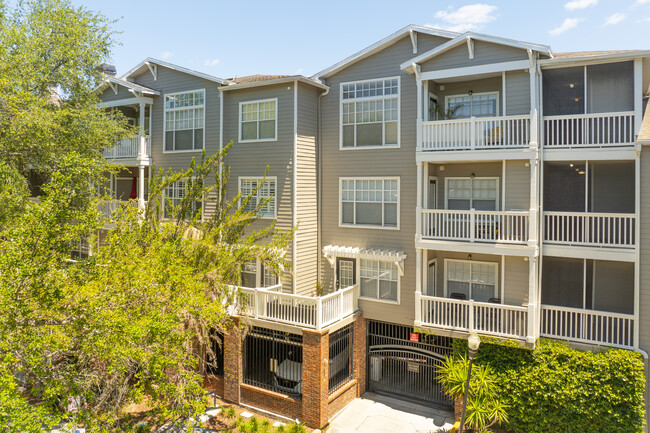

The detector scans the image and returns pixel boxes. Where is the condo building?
[96,25,650,429]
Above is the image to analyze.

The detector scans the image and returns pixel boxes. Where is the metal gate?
[367,321,453,408]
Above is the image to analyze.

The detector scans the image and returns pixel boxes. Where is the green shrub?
[451,338,645,433]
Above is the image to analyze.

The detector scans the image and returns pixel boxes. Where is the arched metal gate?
[367,321,453,408]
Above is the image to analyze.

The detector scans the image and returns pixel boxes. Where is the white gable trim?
[312,25,459,80]
[122,57,229,85]
[400,32,552,72]
[95,75,160,96]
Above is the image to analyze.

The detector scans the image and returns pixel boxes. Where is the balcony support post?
[469,209,475,242]
[634,58,642,137]
[470,116,476,150]
[414,290,422,326]
[415,248,422,296]
[528,158,538,247]
[416,68,423,151]
[138,164,145,210]
[528,56,539,148]
[527,256,538,343]
[416,162,423,236]
[634,153,640,349]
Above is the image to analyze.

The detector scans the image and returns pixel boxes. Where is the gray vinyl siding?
[295,82,320,295]
[505,70,530,116]
[99,84,139,103]
[504,256,529,305]
[638,149,650,353]
[433,77,502,116]
[318,34,451,326]
[420,40,529,72]
[222,83,296,292]
[504,161,530,211]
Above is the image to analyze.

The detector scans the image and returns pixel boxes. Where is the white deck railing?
[543,112,634,147]
[544,212,635,248]
[421,115,530,151]
[239,284,359,330]
[98,199,141,218]
[540,305,634,349]
[102,135,151,159]
[420,209,529,244]
[418,295,529,340]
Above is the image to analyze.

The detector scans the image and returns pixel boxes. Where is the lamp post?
[459,333,481,433]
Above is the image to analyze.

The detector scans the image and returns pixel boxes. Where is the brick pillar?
[353,313,367,397]
[223,316,243,404]
[302,328,329,429]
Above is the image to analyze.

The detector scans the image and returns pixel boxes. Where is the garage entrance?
[367,321,453,408]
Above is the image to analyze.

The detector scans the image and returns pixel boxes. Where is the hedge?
[451,338,646,433]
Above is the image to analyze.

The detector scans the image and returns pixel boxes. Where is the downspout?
[219,87,224,197]
[637,347,650,433]
[317,84,330,290]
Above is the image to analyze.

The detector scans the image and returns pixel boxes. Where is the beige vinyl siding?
[295,82,320,295]
[638,149,650,353]
[319,34,449,326]
[504,161,530,210]
[222,83,295,292]
[420,40,529,72]
[505,70,530,116]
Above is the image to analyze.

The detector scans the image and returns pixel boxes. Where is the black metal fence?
[328,324,354,394]
[205,331,224,376]
[243,327,303,397]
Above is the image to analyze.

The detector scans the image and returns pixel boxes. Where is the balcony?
[420,209,530,245]
[416,294,531,341]
[543,112,635,148]
[102,134,151,160]
[540,305,634,349]
[420,115,531,152]
[543,212,635,248]
[238,284,360,330]
[98,199,141,219]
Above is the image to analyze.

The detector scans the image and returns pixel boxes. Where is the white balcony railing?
[98,199,141,219]
[418,294,529,340]
[239,284,359,330]
[540,305,634,349]
[543,112,635,148]
[421,115,530,151]
[102,135,151,159]
[420,209,529,244]
[543,212,635,248]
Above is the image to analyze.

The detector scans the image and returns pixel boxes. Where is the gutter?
[221,76,328,92]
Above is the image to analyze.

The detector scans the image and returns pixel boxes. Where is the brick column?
[302,328,329,429]
[353,313,367,397]
[223,316,243,404]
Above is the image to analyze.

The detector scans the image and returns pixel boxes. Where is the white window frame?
[163,89,206,153]
[357,258,400,304]
[445,91,499,119]
[444,177,500,210]
[443,259,499,301]
[339,76,401,150]
[241,258,281,288]
[238,176,277,219]
[162,177,203,221]
[238,98,278,143]
[425,258,437,297]
[339,177,400,230]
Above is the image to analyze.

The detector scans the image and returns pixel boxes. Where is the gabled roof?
[400,31,552,73]
[122,57,229,85]
[220,75,328,92]
[228,74,293,84]
[95,75,160,95]
[312,25,460,81]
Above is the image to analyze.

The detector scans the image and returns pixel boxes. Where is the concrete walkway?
[326,392,454,433]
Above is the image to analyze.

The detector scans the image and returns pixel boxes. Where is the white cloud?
[432,4,498,32]
[636,0,650,4]
[161,51,174,60]
[549,18,584,35]
[564,0,597,10]
[204,58,220,67]
[603,12,625,26]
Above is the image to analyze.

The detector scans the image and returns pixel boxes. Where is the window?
[263,265,278,287]
[447,92,498,119]
[239,177,276,218]
[240,99,277,142]
[341,178,399,228]
[445,259,498,303]
[164,90,205,151]
[163,179,200,219]
[241,261,258,287]
[446,177,498,211]
[360,259,398,302]
[337,258,356,289]
[241,260,280,288]
[341,77,399,148]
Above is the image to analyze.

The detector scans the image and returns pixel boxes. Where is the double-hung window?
[341,77,399,148]
[164,90,205,151]
[163,179,200,219]
[360,259,398,302]
[446,92,498,119]
[446,177,498,211]
[341,178,399,229]
[445,259,498,303]
[240,99,277,142]
[239,177,276,218]
[241,260,279,288]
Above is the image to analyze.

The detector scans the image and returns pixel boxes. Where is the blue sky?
[68,0,650,79]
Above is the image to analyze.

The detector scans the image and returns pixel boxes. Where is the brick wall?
[223,316,243,404]
[327,380,358,420]
[241,384,302,420]
[353,313,367,397]
[204,374,224,397]
[302,328,329,428]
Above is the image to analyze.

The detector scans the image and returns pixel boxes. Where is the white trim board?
[419,60,530,81]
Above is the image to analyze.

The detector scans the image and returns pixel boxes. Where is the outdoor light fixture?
[468,90,473,95]
[459,333,481,433]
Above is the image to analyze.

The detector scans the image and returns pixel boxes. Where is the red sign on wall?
[409,332,419,343]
